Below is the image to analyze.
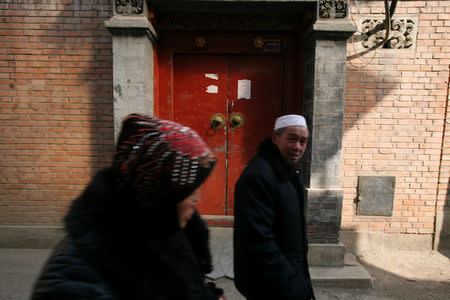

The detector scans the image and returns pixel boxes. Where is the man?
[233,114,315,299]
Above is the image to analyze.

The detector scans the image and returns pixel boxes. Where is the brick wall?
[342,1,450,237]
[0,0,114,225]
[0,0,449,246]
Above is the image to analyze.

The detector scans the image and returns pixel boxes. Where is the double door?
[172,54,283,215]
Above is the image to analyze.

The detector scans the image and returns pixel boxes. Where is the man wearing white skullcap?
[234,114,315,300]
[273,114,308,131]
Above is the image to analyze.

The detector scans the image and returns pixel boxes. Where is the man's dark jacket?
[31,168,217,300]
[233,138,314,299]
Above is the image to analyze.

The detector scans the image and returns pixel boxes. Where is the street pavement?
[0,248,50,300]
[1,248,449,300]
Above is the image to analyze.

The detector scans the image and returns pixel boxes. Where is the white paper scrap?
[206,85,218,94]
[238,79,251,99]
[205,73,218,80]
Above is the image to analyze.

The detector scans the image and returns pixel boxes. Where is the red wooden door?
[173,54,283,215]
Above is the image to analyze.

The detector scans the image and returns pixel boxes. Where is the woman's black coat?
[31,168,216,300]
[233,138,314,299]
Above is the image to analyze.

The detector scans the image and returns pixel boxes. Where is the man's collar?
[257,138,297,181]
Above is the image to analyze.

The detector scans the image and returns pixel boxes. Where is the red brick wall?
[342,1,450,236]
[0,0,448,243]
[0,0,114,225]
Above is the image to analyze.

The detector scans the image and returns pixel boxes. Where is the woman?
[31,113,224,299]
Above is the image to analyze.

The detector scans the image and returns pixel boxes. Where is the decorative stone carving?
[115,0,143,14]
[319,0,347,19]
[361,18,416,49]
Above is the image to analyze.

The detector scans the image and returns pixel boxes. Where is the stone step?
[310,253,373,288]
[207,228,373,289]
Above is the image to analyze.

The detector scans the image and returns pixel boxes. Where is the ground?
[349,250,450,300]
[211,250,450,300]
[0,248,449,299]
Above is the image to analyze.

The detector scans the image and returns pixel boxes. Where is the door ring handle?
[230,112,244,129]
[210,113,226,130]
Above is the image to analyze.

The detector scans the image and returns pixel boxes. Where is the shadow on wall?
[1,0,113,226]
[299,36,401,244]
[309,65,400,189]
[46,0,115,222]
[301,47,400,189]
[437,178,450,257]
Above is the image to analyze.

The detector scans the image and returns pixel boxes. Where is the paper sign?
[205,73,218,80]
[206,85,218,94]
[238,79,251,99]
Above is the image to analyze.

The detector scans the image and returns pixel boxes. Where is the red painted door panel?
[227,55,283,215]
[173,55,228,215]
[173,54,283,215]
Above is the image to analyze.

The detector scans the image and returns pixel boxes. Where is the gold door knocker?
[210,113,226,130]
[230,112,244,129]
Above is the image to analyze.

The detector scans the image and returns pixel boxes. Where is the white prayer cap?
[274,114,307,131]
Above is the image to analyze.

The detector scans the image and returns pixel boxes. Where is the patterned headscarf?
[113,113,216,206]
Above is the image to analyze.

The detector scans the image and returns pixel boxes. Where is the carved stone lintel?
[115,0,144,14]
[319,0,347,19]
[361,18,416,49]
[158,14,304,31]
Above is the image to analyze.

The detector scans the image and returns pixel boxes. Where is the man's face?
[272,126,309,164]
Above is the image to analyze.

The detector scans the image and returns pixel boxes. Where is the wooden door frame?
[155,31,304,225]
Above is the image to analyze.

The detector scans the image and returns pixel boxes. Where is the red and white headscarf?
[113,113,216,206]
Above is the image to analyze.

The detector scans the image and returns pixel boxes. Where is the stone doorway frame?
[105,0,356,264]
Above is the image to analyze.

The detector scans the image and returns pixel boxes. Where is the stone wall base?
[308,243,345,267]
[340,231,433,255]
[0,226,438,259]
[306,188,343,244]
[0,226,64,249]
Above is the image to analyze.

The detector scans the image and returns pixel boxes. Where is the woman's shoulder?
[30,238,117,300]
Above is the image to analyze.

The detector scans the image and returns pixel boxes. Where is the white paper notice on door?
[206,85,218,94]
[238,79,251,99]
[205,73,218,80]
